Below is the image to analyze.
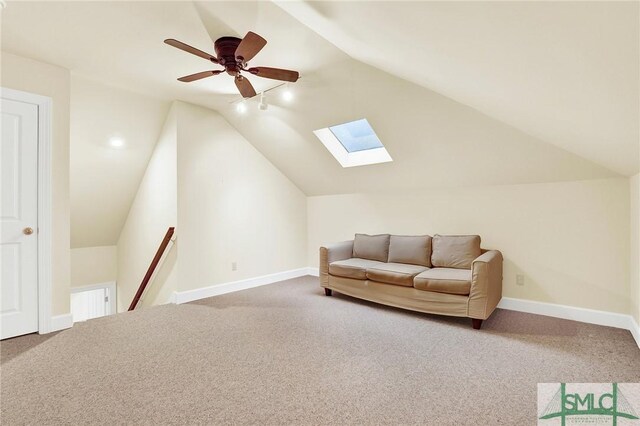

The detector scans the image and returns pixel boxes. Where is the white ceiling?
[219,57,615,195]
[1,1,637,245]
[1,1,342,247]
[275,1,640,176]
[0,1,342,110]
[70,77,169,248]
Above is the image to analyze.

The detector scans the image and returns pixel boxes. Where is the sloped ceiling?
[70,77,169,248]
[0,1,342,111]
[275,1,640,176]
[219,57,615,196]
[1,2,635,238]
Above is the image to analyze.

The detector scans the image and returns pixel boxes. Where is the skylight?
[314,119,392,168]
[329,119,383,153]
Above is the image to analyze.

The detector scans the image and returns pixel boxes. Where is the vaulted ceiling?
[276,1,639,177]
[1,1,637,246]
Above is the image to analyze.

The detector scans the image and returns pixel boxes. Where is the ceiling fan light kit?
[236,100,248,114]
[232,82,295,113]
[164,31,300,100]
[282,83,294,102]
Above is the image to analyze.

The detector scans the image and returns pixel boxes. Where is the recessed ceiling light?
[108,137,125,148]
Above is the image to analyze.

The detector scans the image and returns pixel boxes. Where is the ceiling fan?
[164,32,300,99]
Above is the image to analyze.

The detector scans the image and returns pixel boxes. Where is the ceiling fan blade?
[177,70,223,82]
[235,31,267,62]
[247,67,299,82]
[235,75,257,98]
[164,39,218,63]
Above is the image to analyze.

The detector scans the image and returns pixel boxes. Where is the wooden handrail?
[128,227,175,311]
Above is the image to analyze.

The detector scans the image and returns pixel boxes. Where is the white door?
[1,98,39,340]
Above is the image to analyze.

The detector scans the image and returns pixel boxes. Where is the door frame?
[1,87,53,334]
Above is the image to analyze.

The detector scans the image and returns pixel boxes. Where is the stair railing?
[128,227,175,311]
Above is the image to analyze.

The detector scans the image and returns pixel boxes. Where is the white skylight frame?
[313,119,392,168]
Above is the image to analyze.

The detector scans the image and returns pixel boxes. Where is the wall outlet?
[231,262,237,271]
[516,274,525,286]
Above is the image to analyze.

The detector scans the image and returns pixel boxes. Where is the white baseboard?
[630,317,640,349]
[498,297,640,348]
[173,268,311,305]
[48,313,73,333]
[173,267,639,349]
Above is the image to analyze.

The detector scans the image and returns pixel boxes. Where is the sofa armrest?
[319,241,354,286]
[468,250,503,320]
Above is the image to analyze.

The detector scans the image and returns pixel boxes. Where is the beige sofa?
[319,234,503,329]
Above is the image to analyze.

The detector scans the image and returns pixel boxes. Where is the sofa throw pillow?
[388,235,432,267]
[352,233,390,262]
[431,234,481,269]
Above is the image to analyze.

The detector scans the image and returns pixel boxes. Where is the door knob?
[23,227,34,235]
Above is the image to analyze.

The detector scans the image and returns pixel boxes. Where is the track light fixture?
[231,80,298,113]
[258,92,268,111]
[282,83,294,102]
[236,100,247,114]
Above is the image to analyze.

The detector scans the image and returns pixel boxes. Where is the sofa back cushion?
[352,233,390,262]
[388,235,432,267]
[431,234,481,269]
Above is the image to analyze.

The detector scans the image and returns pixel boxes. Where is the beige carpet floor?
[1,276,639,425]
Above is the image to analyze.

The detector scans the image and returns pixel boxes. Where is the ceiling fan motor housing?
[214,36,243,76]
[166,31,299,99]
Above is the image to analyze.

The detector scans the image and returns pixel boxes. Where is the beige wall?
[70,246,117,287]
[307,178,630,314]
[631,174,640,324]
[176,102,307,291]
[1,52,71,316]
[116,104,177,312]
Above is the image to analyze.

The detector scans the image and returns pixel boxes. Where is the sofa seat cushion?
[329,258,385,280]
[366,263,429,287]
[414,268,472,295]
